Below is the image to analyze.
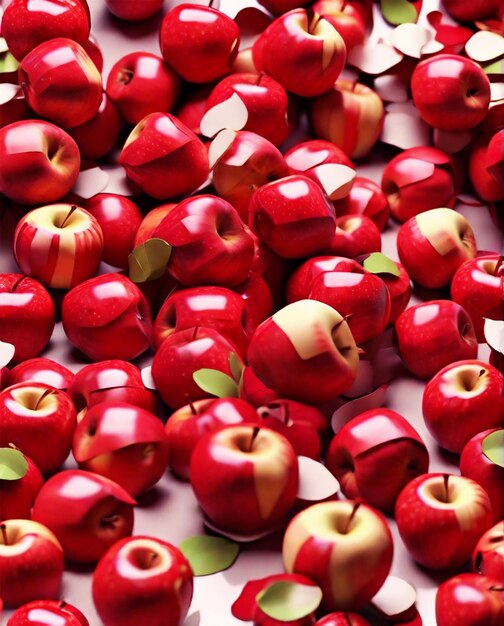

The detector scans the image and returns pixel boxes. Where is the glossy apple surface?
[105,0,163,21]
[334,177,390,231]
[8,359,74,391]
[190,424,299,535]
[73,401,169,497]
[473,522,504,585]
[283,501,393,610]
[323,214,382,259]
[92,536,193,626]
[395,300,478,380]
[6,599,89,626]
[62,273,153,362]
[395,473,494,570]
[327,409,429,512]
[0,450,43,520]
[32,469,135,563]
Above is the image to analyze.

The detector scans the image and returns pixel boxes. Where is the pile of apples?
[0,0,503,625]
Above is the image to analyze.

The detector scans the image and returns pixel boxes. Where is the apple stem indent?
[1,523,7,545]
[59,205,78,229]
[249,426,260,452]
[343,502,360,534]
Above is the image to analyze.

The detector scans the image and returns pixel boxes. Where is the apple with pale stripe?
[190,424,299,535]
[282,501,393,610]
[0,519,64,607]
[310,80,384,159]
[395,473,494,570]
[248,299,359,405]
[14,204,103,290]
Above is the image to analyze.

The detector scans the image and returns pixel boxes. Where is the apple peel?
[209,129,237,169]
[200,93,248,139]
[381,108,431,150]
[297,456,340,501]
[314,163,355,200]
[256,580,322,622]
[348,42,403,75]
[0,82,22,106]
[234,7,272,51]
[128,239,172,283]
[484,318,504,355]
[465,31,504,63]
[482,430,504,468]
[0,340,15,368]
[179,535,239,576]
[141,366,156,391]
[371,575,417,618]
[0,447,28,481]
[390,24,435,59]
[71,167,110,200]
[374,74,409,103]
[331,384,389,433]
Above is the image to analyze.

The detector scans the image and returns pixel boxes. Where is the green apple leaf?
[363,253,400,277]
[128,238,172,283]
[179,535,239,576]
[482,430,504,468]
[193,369,240,398]
[483,58,504,76]
[0,51,19,74]
[256,581,323,621]
[0,448,28,481]
[229,352,244,384]
[381,0,418,25]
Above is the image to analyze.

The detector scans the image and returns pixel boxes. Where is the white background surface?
[0,0,503,625]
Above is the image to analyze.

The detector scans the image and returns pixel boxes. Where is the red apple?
[67,91,121,161]
[0,382,76,474]
[442,0,501,22]
[247,299,359,404]
[397,208,477,289]
[395,473,494,570]
[151,326,244,410]
[460,428,504,522]
[248,175,337,259]
[436,573,504,626]
[315,614,370,626]
[83,194,143,270]
[68,360,156,421]
[234,271,273,328]
[7,600,89,626]
[83,33,103,72]
[411,54,491,131]
[0,275,55,364]
[473,522,504,584]
[2,0,90,62]
[0,120,80,205]
[92,535,193,626]
[333,177,390,231]
[469,138,504,203]
[381,147,458,223]
[0,448,43,520]
[9,359,74,391]
[165,397,261,480]
[106,52,181,126]
[105,0,163,21]
[14,204,104,290]
[159,4,240,83]
[423,360,504,453]
[134,203,177,247]
[154,286,255,356]
[253,9,346,97]
[310,80,384,159]
[152,194,254,287]
[240,365,281,408]
[395,300,478,380]
[211,130,289,220]
[62,273,153,362]
[327,409,429,512]
[258,1,311,14]
[313,0,370,51]
[283,501,393,610]
[0,519,64,607]
[257,399,328,460]
[287,256,390,345]
[322,214,381,258]
[206,73,292,146]
[190,424,299,535]
[32,469,135,563]
[19,38,102,129]
[119,112,209,200]
[73,401,169,497]
[174,83,214,135]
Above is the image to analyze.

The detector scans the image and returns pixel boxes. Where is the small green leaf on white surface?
[0,448,28,481]
[128,238,172,283]
[193,369,239,398]
[0,51,19,73]
[381,0,418,26]
[179,535,239,576]
[256,581,323,621]
[363,253,400,277]
[482,430,504,468]
[200,93,248,139]
[297,456,340,502]
[0,340,15,368]
[483,58,504,77]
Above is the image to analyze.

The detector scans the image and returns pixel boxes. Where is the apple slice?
[371,575,417,621]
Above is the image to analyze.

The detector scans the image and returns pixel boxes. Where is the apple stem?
[490,585,504,592]
[443,474,450,503]
[35,388,55,410]
[0,524,7,545]
[308,12,322,34]
[283,403,289,425]
[189,400,197,415]
[209,0,215,7]
[60,205,78,229]
[10,275,26,293]
[248,426,260,451]
[58,601,67,610]
[344,613,353,626]
[494,256,504,276]
[192,326,199,341]
[256,73,264,86]
[343,502,360,534]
